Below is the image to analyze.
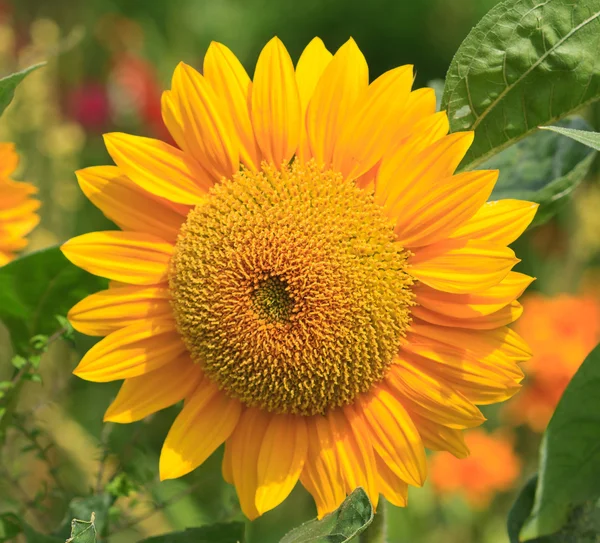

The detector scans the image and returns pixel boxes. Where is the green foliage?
[483,117,596,226]
[0,62,45,118]
[0,513,21,542]
[67,514,96,543]
[64,495,112,539]
[137,522,245,543]
[0,512,62,543]
[540,125,600,151]
[510,344,600,540]
[441,0,600,171]
[279,488,374,543]
[0,246,106,355]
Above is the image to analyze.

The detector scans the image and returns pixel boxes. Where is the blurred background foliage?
[0,0,599,541]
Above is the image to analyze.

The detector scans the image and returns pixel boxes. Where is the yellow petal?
[68,286,172,336]
[103,354,203,423]
[204,41,260,170]
[160,384,242,480]
[391,87,437,142]
[412,300,523,329]
[410,413,470,459]
[409,239,519,294]
[0,198,40,220]
[73,318,185,382]
[229,407,271,520]
[358,383,427,487]
[329,408,379,508]
[222,439,234,485]
[450,199,539,245]
[251,37,301,166]
[404,331,525,381]
[61,231,173,285]
[171,62,239,179]
[299,416,346,519]
[161,90,187,152]
[414,271,534,318]
[104,132,210,204]
[0,250,12,266]
[76,166,184,242]
[306,38,368,167]
[374,454,408,507]
[332,65,414,180]
[0,142,19,176]
[295,37,333,162]
[386,356,485,429]
[256,415,308,515]
[403,345,523,405]
[382,131,474,218]
[393,170,498,248]
[375,111,449,206]
[409,321,532,361]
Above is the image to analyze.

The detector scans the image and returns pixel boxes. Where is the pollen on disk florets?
[169,160,414,416]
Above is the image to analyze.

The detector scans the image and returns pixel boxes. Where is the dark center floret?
[168,160,414,415]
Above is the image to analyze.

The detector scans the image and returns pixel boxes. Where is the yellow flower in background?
[504,293,600,432]
[61,37,537,519]
[430,430,521,508]
[0,143,40,266]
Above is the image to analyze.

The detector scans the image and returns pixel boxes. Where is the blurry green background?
[1,0,599,542]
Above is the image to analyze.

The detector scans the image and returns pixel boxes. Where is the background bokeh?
[0,0,599,541]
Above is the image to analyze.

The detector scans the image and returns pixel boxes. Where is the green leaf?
[520,343,600,540]
[0,62,45,118]
[483,117,596,226]
[0,513,22,542]
[64,495,112,539]
[426,78,445,112]
[0,513,62,543]
[508,476,539,543]
[540,125,600,151]
[0,246,107,355]
[67,514,96,543]
[279,487,374,543]
[441,0,600,171]
[137,522,245,543]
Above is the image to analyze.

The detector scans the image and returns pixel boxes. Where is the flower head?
[504,293,600,431]
[0,143,39,266]
[61,37,536,518]
[430,429,521,507]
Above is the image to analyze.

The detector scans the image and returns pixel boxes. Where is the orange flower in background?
[504,294,600,432]
[430,430,521,508]
[61,37,537,519]
[0,143,40,266]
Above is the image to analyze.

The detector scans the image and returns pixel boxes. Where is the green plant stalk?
[360,499,386,543]
[0,325,67,445]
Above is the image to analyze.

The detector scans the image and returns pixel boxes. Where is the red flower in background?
[109,52,171,142]
[68,82,110,132]
[430,430,521,508]
[504,293,600,432]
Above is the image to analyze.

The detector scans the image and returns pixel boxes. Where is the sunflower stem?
[361,498,387,543]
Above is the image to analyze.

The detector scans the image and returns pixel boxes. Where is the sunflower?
[0,143,40,266]
[62,37,537,519]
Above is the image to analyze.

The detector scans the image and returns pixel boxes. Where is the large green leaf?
[137,522,245,543]
[441,0,600,171]
[540,125,600,151]
[66,515,96,543]
[0,246,106,355]
[483,117,596,226]
[279,488,373,543]
[520,343,600,540]
[0,63,45,118]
